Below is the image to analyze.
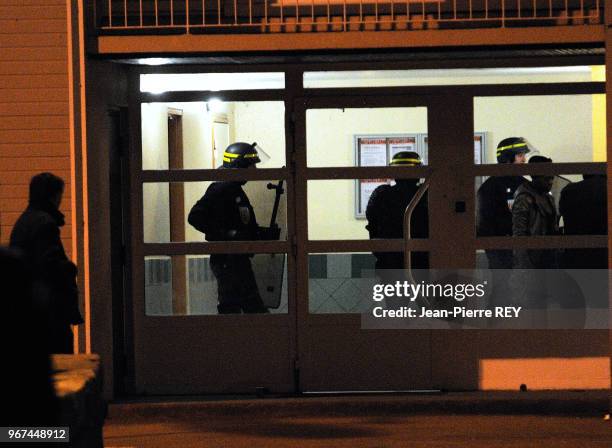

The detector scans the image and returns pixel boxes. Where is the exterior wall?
[0,0,72,256]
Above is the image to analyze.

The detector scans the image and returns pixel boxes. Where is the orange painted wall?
[0,0,72,256]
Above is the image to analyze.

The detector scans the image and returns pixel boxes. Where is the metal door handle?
[403,178,431,274]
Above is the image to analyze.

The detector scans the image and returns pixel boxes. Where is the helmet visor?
[253,143,271,165]
[521,139,541,159]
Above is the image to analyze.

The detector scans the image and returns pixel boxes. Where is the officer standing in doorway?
[365,151,429,270]
[476,137,533,269]
[188,142,279,314]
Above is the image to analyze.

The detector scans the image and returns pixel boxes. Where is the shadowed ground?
[104,393,612,447]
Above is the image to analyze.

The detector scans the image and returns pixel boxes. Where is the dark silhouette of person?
[365,151,429,270]
[10,172,83,353]
[512,155,558,269]
[188,142,279,314]
[477,137,532,269]
[559,174,608,269]
[510,155,559,320]
[0,247,59,425]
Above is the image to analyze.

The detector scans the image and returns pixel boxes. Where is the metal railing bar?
[404,177,430,271]
[98,14,602,32]
[186,0,190,31]
[95,0,604,32]
[311,0,314,25]
[407,0,410,23]
[549,0,553,18]
[359,0,363,24]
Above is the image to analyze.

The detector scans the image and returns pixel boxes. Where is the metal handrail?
[95,0,602,31]
[403,177,430,273]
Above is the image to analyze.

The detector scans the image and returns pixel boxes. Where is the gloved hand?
[259,226,281,241]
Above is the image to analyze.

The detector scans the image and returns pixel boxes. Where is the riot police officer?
[477,137,533,269]
[188,142,279,314]
[365,151,429,270]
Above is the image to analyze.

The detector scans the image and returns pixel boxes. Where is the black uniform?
[476,176,525,268]
[365,181,429,270]
[559,175,607,269]
[188,181,268,313]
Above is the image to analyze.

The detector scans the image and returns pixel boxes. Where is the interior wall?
[306,107,427,240]
[474,95,594,164]
[141,101,287,243]
[234,101,287,236]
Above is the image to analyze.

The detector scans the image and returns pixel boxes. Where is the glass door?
[129,75,298,394]
[293,92,476,391]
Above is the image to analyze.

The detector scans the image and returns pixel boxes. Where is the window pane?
[308,179,428,240]
[309,252,430,314]
[474,94,606,164]
[145,253,288,316]
[141,101,286,170]
[143,180,288,243]
[306,107,428,167]
[304,66,604,89]
[309,253,376,314]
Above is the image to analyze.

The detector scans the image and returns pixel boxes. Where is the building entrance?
[127,67,607,394]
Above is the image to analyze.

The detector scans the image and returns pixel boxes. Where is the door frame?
[127,68,297,394]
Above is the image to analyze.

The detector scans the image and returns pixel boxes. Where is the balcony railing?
[94,0,601,33]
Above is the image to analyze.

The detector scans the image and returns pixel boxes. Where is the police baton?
[267,180,285,231]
